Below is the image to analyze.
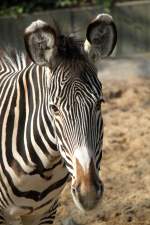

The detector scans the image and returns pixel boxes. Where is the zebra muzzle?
[71,158,104,211]
[71,180,103,211]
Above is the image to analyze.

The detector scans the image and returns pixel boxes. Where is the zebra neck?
[0,61,60,175]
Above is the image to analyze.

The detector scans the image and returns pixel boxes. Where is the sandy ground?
[55,76,150,225]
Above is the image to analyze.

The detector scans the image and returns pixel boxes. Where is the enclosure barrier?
[0,1,150,56]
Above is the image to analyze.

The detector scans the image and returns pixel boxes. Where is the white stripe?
[23,64,36,168]
[74,146,92,173]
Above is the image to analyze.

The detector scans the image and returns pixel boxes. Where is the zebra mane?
[58,35,85,60]
[0,47,31,72]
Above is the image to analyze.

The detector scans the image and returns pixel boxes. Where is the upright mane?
[57,35,84,60]
[0,47,31,72]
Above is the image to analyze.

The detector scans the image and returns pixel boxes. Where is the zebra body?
[0,14,117,225]
[0,58,69,222]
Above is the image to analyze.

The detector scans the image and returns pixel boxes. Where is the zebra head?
[24,14,117,211]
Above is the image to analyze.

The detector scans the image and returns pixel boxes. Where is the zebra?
[0,14,117,225]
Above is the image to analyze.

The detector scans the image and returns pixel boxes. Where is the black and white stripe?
[0,49,103,224]
[0,52,69,224]
[0,13,117,225]
[48,59,104,176]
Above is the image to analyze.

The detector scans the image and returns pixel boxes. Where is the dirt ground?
[55,77,150,225]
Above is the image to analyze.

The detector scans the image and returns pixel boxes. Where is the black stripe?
[16,70,28,164]
[1,161,68,201]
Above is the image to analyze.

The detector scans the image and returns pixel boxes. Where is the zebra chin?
[70,156,104,212]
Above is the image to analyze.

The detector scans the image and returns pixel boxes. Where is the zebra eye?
[50,105,59,114]
[96,98,105,110]
[96,101,101,110]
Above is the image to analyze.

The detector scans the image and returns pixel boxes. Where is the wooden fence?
[113,0,150,56]
[0,1,150,56]
[0,6,102,52]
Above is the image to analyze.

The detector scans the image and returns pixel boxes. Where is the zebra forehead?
[51,73,102,101]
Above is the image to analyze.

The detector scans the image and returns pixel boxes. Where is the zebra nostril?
[93,179,104,199]
[72,183,81,195]
[72,187,76,195]
[97,182,104,197]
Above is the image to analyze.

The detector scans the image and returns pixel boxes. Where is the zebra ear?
[84,14,117,62]
[24,20,57,66]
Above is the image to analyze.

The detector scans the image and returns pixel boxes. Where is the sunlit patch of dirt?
[55,77,150,225]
